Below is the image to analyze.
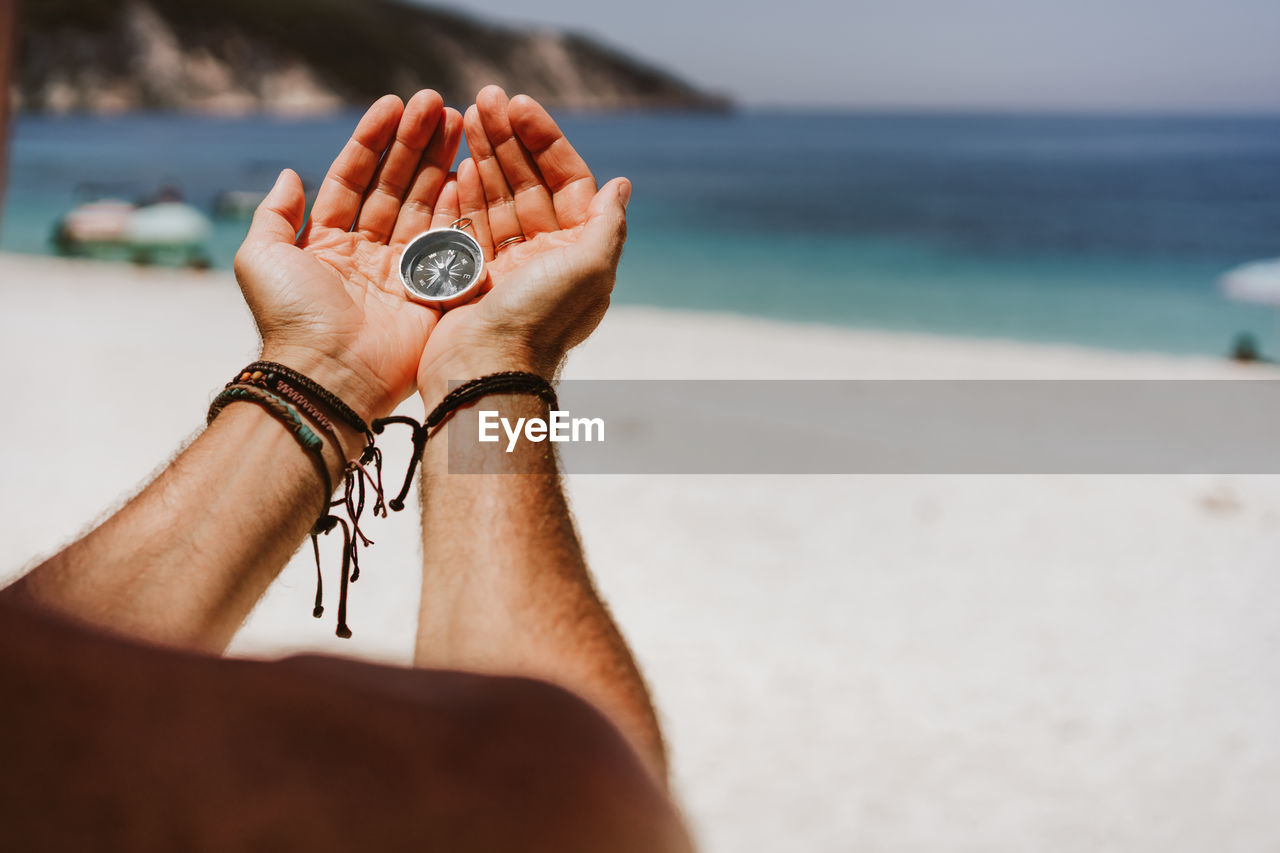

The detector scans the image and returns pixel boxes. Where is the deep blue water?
[6,110,1280,355]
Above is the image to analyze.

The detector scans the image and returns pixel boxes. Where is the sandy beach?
[3,251,1280,852]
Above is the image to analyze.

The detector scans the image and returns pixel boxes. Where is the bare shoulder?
[0,602,693,853]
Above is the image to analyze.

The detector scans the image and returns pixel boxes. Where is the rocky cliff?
[16,0,729,114]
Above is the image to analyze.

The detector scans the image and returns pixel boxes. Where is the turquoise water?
[5,111,1280,355]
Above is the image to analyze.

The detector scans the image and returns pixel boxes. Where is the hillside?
[15,0,729,114]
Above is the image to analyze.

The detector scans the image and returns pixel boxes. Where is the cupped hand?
[415,86,631,400]
[234,91,465,426]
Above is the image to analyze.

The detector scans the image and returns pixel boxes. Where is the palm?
[424,229,581,361]
[482,229,585,307]
[290,226,439,396]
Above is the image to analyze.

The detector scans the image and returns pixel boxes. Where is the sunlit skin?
[236,86,632,430]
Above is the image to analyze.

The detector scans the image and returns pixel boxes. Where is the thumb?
[579,177,630,262]
[245,169,306,246]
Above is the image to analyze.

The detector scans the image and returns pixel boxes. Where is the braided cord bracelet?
[426,371,559,430]
[232,376,346,482]
[241,361,372,439]
[208,385,334,504]
[374,371,558,510]
[228,368,385,514]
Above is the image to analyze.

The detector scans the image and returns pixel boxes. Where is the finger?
[457,157,494,260]
[354,89,443,243]
[243,169,307,247]
[507,94,597,228]
[577,177,631,274]
[390,107,464,244]
[475,85,558,236]
[463,103,523,248]
[309,95,403,230]
[429,176,461,230]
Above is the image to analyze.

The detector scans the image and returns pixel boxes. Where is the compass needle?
[398,223,488,309]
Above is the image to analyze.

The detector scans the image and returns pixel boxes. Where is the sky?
[426,0,1280,112]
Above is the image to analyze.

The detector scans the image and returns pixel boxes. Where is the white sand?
[3,252,1280,852]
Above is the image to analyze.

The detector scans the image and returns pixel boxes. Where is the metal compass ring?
[398,226,488,311]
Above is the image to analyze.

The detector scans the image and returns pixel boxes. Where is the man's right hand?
[415,86,631,403]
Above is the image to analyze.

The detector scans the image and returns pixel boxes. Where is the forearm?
[415,386,668,782]
[3,398,352,652]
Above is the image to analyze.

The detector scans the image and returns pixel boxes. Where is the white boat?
[53,198,213,267]
[1219,258,1280,306]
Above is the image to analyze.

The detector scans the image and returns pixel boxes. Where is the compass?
[398,219,488,310]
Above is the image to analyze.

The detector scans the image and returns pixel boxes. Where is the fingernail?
[619,179,632,210]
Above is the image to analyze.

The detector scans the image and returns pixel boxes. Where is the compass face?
[399,228,486,308]
[411,246,476,298]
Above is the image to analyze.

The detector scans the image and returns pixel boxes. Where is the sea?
[5,110,1280,356]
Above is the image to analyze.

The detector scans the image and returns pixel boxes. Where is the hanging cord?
[373,371,559,512]
[309,513,355,638]
[309,515,338,617]
[371,416,430,512]
[234,369,388,627]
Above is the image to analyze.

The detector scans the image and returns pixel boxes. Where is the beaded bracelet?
[374,371,558,510]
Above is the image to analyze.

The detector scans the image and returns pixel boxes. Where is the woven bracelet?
[239,361,372,439]
[231,376,347,469]
[374,371,557,511]
[207,385,333,504]
[427,371,558,430]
